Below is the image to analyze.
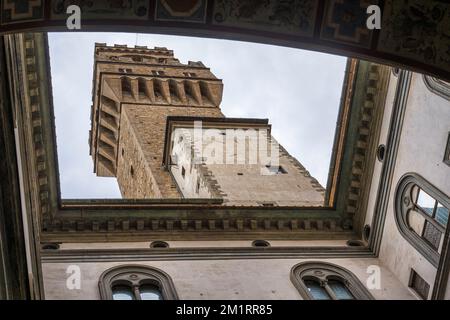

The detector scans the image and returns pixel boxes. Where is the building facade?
[0,32,449,300]
[89,44,325,206]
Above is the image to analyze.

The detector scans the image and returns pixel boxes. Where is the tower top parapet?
[89,44,224,177]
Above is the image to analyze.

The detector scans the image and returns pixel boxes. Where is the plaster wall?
[42,258,416,300]
[378,72,450,298]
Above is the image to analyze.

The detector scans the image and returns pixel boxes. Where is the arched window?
[290,262,373,300]
[423,76,450,101]
[395,173,450,267]
[99,265,178,300]
[121,76,132,95]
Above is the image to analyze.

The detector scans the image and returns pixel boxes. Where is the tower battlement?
[89,44,224,180]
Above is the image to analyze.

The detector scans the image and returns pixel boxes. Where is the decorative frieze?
[42,217,343,234]
[345,63,389,222]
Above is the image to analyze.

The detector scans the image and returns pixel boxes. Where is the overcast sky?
[48,32,346,199]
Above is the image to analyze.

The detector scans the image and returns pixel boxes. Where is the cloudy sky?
[48,32,346,199]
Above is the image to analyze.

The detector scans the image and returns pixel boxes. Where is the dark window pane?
[410,270,430,300]
[112,285,135,300]
[304,280,331,300]
[328,280,354,300]
[140,285,163,300]
[436,204,449,226]
[422,221,442,250]
[264,165,287,175]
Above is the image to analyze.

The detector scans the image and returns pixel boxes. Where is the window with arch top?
[290,262,374,300]
[423,75,450,101]
[395,173,450,267]
[98,265,178,300]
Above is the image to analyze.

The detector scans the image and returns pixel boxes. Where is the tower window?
[138,78,147,97]
[119,68,132,73]
[169,80,178,100]
[130,165,134,177]
[121,77,131,94]
[154,80,163,98]
[181,166,186,178]
[265,165,287,174]
[152,70,165,76]
[183,72,197,77]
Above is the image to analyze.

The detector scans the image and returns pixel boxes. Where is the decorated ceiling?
[1,0,449,79]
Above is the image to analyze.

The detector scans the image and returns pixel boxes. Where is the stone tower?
[90,44,325,206]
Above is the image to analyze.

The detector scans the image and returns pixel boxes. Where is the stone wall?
[117,104,223,198]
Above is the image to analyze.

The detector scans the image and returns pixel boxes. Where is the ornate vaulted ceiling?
[0,0,449,80]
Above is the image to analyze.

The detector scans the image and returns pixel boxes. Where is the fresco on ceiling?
[155,0,208,23]
[1,0,43,24]
[320,0,376,48]
[1,0,449,79]
[379,0,450,70]
[212,0,318,37]
[50,0,149,20]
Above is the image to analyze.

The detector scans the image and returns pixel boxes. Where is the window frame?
[394,173,450,267]
[408,269,430,300]
[98,265,178,300]
[444,132,450,167]
[290,261,374,300]
[423,76,450,101]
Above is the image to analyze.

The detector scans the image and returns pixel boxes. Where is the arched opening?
[99,265,178,300]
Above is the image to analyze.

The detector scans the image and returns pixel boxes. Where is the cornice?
[344,63,391,233]
[21,33,51,221]
[42,215,348,241]
[40,246,374,263]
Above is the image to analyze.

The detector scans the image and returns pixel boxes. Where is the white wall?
[42,257,415,300]
[377,72,450,298]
